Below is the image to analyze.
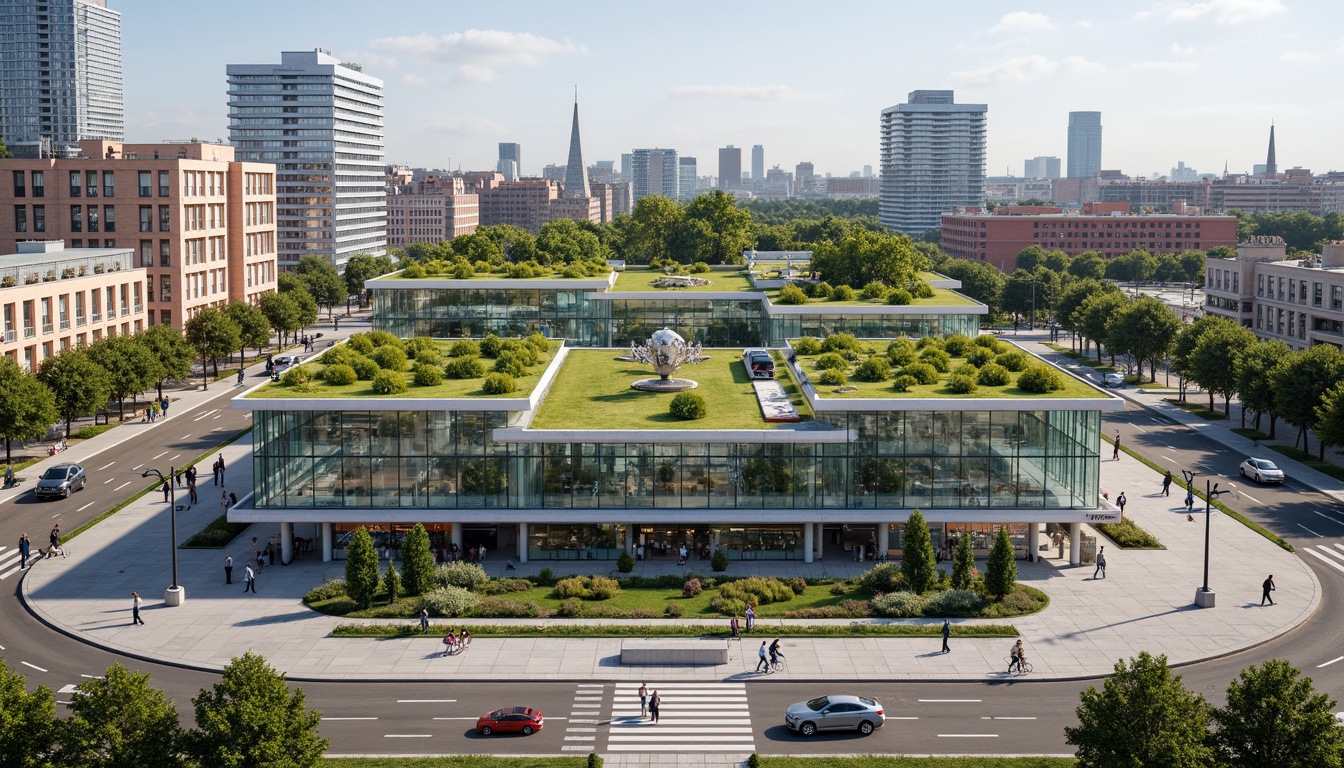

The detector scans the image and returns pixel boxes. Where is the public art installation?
[628,328,704,392]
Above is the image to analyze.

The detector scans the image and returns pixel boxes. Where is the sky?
[121,0,1340,181]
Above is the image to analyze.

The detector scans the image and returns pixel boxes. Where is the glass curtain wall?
[372,287,605,345]
[768,312,980,344]
[605,299,763,347]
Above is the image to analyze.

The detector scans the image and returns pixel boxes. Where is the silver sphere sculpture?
[629,328,704,392]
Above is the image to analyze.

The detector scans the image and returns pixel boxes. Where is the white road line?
[383,734,432,738]
[1299,524,1323,537]
[1134,425,1149,433]
[114,482,130,492]
[564,736,596,742]
[1315,546,1344,563]
[919,699,982,703]
[568,719,599,724]
[1303,548,1344,575]
[886,717,920,720]
[574,696,603,701]
[152,451,168,460]
[609,735,755,742]
[431,717,478,721]
[169,454,181,461]
[97,462,115,471]
[610,727,754,734]
[1312,511,1344,525]
[577,684,604,688]
[79,675,102,679]
[396,699,456,703]
[989,716,1038,720]
[938,734,999,738]
[1317,656,1344,668]
[1241,491,1262,504]
[1337,543,1344,553]
[568,727,597,733]
[1,566,29,580]
[181,434,191,439]
[103,478,116,484]
[322,717,378,721]
[1161,455,1176,464]
[77,501,95,512]
[21,662,47,672]
[132,465,143,471]
[611,718,752,726]
[606,745,752,752]
[562,746,593,751]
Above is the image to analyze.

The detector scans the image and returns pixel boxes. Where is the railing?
[120,307,130,317]
[24,327,36,339]
[2,329,14,343]
[76,316,86,327]
[133,304,143,314]
[59,319,70,330]
[42,323,53,334]
[91,313,101,323]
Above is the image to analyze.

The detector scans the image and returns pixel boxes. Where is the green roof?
[371,270,612,282]
[611,268,757,293]
[766,286,981,308]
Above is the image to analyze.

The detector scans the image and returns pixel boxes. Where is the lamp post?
[141,467,185,606]
[1187,470,1225,608]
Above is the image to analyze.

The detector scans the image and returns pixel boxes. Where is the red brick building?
[940,204,1239,273]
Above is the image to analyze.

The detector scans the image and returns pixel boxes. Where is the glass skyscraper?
[879,90,987,236]
[1067,111,1103,179]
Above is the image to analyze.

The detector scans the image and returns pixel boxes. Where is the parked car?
[476,706,544,736]
[743,349,775,379]
[1101,372,1125,388]
[1239,457,1285,484]
[34,463,87,499]
[272,354,303,371]
[784,694,885,737]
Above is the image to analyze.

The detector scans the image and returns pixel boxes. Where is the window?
[159,240,170,267]
[160,310,171,327]
[1300,280,1308,305]
[102,171,113,198]
[158,205,170,232]
[139,240,152,267]
[103,205,115,232]
[14,205,27,232]
[69,170,81,197]
[12,170,25,197]
[158,171,170,197]
[69,205,82,232]
[1333,285,1343,311]
[160,275,171,303]
[139,205,152,232]
[33,205,44,232]
[1257,274,1264,297]
[146,278,154,303]
[1314,282,1323,307]
[138,170,151,197]
[85,170,97,197]
[86,205,98,232]
[32,171,44,198]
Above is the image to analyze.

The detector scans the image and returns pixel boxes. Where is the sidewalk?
[20,427,1319,682]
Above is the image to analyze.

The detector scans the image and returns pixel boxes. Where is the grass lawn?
[771,350,815,420]
[766,286,979,308]
[332,623,1021,639]
[324,758,589,768]
[612,268,756,292]
[1043,343,1115,371]
[1231,427,1270,441]
[1162,398,1226,420]
[529,349,784,430]
[248,341,560,400]
[757,758,1075,768]
[1266,444,1344,483]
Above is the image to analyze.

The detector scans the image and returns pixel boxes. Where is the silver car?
[1239,457,1285,484]
[34,463,87,499]
[784,694,885,737]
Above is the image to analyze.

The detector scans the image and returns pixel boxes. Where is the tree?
[1056,280,1120,354]
[258,292,301,347]
[0,137,10,158]
[625,195,685,264]
[1187,321,1257,415]
[382,562,401,605]
[399,523,435,597]
[296,256,347,319]
[1170,316,1225,402]
[343,526,380,609]
[1315,382,1344,463]
[1067,251,1107,280]
[1107,248,1158,285]
[135,323,194,400]
[290,289,319,332]
[950,530,975,590]
[1107,297,1181,381]
[1065,651,1214,768]
[1210,659,1343,768]
[1076,292,1128,363]
[936,258,1006,315]
[0,658,58,768]
[1014,245,1046,272]
[1235,340,1290,434]
[190,652,327,768]
[86,335,155,421]
[225,301,273,361]
[684,190,755,264]
[37,348,111,437]
[343,253,396,309]
[899,510,937,594]
[984,525,1017,600]
[60,662,184,768]
[183,307,241,387]
[1273,344,1344,458]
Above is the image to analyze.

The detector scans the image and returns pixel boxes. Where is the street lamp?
[141,467,185,606]
[1184,469,1226,608]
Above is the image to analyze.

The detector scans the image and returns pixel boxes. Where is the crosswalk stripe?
[1304,548,1344,575]
[614,696,747,703]
[614,684,745,690]
[606,745,754,752]
[610,734,756,742]
[612,718,751,725]
[0,565,24,581]
[1315,545,1344,563]
[609,727,754,734]
[613,706,749,713]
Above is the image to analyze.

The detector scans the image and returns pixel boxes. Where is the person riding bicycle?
[1008,639,1025,673]
[3,464,13,487]
[237,369,245,385]
[768,638,783,667]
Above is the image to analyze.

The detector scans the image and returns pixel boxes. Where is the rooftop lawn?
[766,286,981,308]
[246,341,561,400]
[371,270,612,282]
[529,349,805,430]
[611,268,757,292]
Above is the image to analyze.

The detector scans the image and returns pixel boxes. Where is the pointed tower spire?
[561,89,590,198]
[1265,122,1277,179]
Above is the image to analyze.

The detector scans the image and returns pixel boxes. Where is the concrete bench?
[620,638,729,666]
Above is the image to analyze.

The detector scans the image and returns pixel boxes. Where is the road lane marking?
[605,745,753,752]
[1304,548,1344,575]
[1318,657,1344,668]
[985,716,1038,720]
[1161,455,1176,463]
[1299,524,1323,537]
[1315,546,1344,563]
[396,699,457,703]
[1311,511,1344,525]
[919,699,982,703]
[938,734,999,737]
[887,716,920,720]
[77,502,95,511]
[21,662,47,672]
[564,736,596,742]
[97,462,115,470]
[152,451,168,460]
[132,465,143,471]
[383,734,432,738]
[431,717,478,721]
[1240,492,1262,504]
[322,717,378,721]
[169,454,181,461]
[79,674,102,679]
[114,482,130,492]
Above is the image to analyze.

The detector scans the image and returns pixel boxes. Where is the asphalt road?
[3,368,1344,756]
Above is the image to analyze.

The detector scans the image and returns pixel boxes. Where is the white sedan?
[1239,458,1285,484]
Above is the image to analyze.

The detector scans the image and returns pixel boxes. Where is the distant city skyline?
[115,0,1339,180]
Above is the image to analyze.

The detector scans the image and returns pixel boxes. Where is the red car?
[476,706,544,736]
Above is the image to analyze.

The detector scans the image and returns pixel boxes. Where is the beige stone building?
[0,140,277,330]
[385,177,479,249]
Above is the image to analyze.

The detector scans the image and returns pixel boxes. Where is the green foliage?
[343,526,380,609]
[669,391,707,420]
[616,551,635,573]
[346,334,375,355]
[37,348,110,437]
[791,337,821,355]
[448,339,481,357]
[858,562,906,593]
[1065,652,1213,768]
[852,357,892,382]
[995,351,1029,371]
[555,575,622,600]
[280,367,313,389]
[776,283,808,304]
[664,602,685,618]
[371,345,408,371]
[1097,518,1162,548]
[711,549,729,572]
[482,372,519,394]
[412,362,444,386]
[871,591,928,618]
[475,577,535,595]
[813,352,850,371]
[985,526,1018,600]
[303,579,346,603]
[809,281,833,299]
[536,567,554,586]
[860,280,888,300]
[1210,659,1344,768]
[367,331,404,349]
[977,363,1011,386]
[0,658,58,767]
[886,288,913,305]
[901,362,939,385]
[189,651,328,768]
[820,332,861,354]
[382,563,401,604]
[886,338,917,365]
[433,561,489,590]
[892,375,916,392]
[965,347,995,367]
[942,334,973,356]
[718,576,795,607]
[1276,344,1344,458]
[911,279,936,298]
[1235,340,1291,432]
[444,356,486,379]
[791,576,808,595]
[491,350,527,378]
[946,373,977,394]
[1109,296,1182,380]
[900,510,938,594]
[951,533,975,590]
[414,350,442,368]
[923,589,987,617]
[323,363,357,385]
[479,334,503,358]
[87,334,156,418]
[370,369,408,394]
[136,322,197,393]
[919,347,951,372]
[817,368,847,386]
[350,356,380,381]
[1017,365,1064,393]
[421,586,479,617]
[399,524,435,597]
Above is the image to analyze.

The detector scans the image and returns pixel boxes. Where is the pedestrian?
[161,397,170,417]
[1262,574,1276,605]
[460,628,471,649]
[420,608,430,633]
[769,638,784,668]
[243,563,256,593]
[1094,547,1107,579]
[1162,470,1173,497]
[186,465,196,485]
[639,681,649,717]
[755,641,769,672]
[636,544,644,561]
[730,616,740,640]
[161,480,171,503]
[478,544,486,562]
[224,554,234,584]
[217,456,225,485]
[18,533,30,569]
[649,691,660,724]
[229,491,237,509]
[1008,639,1022,673]
[1116,492,1127,515]
[175,468,183,487]
[188,479,198,504]
[221,491,230,516]
[745,604,756,633]
[1185,489,1195,512]
[1112,431,1121,460]
[444,630,456,656]
[941,618,951,654]
[131,592,144,625]
[49,524,61,556]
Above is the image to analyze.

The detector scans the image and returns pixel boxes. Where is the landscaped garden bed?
[331,622,1020,639]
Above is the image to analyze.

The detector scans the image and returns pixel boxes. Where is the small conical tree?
[399,523,435,596]
[900,510,937,594]
[343,526,379,609]
[951,531,975,590]
[985,525,1018,600]
[383,562,401,605]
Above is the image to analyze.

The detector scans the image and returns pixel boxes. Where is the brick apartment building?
[386,176,479,250]
[0,140,277,329]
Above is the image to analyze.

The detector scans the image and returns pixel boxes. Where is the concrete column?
[451,523,463,552]
[518,522,528,564]
[280,522,293,565]
[803,523,814,564]
[625,525,635,554]
[1028,522,1041,561]
[321,522,333,562]
[1069,522,1082,566]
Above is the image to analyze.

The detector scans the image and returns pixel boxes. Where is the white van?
[743,349,775,379]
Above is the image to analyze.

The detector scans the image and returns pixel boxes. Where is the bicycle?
[1004,656,1033,675]
[769,655,785,673]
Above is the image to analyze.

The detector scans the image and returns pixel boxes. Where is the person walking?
[478,544,486,562]
[131,592,144,625]
[941,618,951,654]
[1112,431,1121,460]
[639,682,649,718]
[730,616,740,640]
[1262,574,1276,605]
[1185,489,1195,512]
[224,555,234,584]
[188,479,198,505]
[1094,547,1107,579]
[1162,470,1173,497]
[420,608,430,633]
[160,397,170,418]
[769,638,784,669]
[745,604,756,633]
[649,690,660,724]
[755,641,769,672]
[1116,492,1127,516]
[221,491,230,516]
[49,524,61,557]
[443,630,456,656]
[18,533,30,569]
[161,480,171,503]
[243,563,256,593]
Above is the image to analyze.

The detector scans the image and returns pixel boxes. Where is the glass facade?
[373,287,605,345]
[608,298,762,347]
[767,312,980,345]
[253,409,1098,511]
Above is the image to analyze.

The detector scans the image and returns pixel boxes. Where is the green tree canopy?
[0,658,58,768]
[258,291,301,346]
[1234,339,1290,434]
[183,306,241,384]
[1314,381,1344,462]
[399,523,435,597]
[1187,320,1257,414]
[1056,279,1121,352]
[1273,343,1344,458]
[684,190,755,264]
[984,525,1018,599]
[1107,248,1159,284]
[190,652,327,768]
[934,258,1006,315]
[1076,292,1129,362]
[61,662,184,768]
[38,347,111,437]
[811,228,927,290]
[1170,315,1226,383]
[1067,251,1107,280]
[135,323,194,399]
[225,300,273,356]
[343,526,380,609]
[624,195,685,264]
[900,509,937,594]
[1210,659,1343,768]
[1014,245,1046,272]
[343,253,397,307]
[87,334,157,419]
[950,530,975,591]
[1108,296,1181,381]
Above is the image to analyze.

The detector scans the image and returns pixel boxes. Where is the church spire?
[561,90,590,198]
[1265,122,1277,179]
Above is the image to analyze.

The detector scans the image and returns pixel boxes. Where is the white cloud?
[668,84,819,101]
[368,29,584,83]
[1280,51,1321,62]
[339,50,398,69]
[404,115,508,138]
[1130,59,1201,71]
[989,11,1055,34]
[1074,19,1094,28]
[1167,0,1287,24]
[948,55,1101,86]
[1170,42,1198,56]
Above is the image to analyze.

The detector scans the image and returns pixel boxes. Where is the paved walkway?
[20,411,1319,682]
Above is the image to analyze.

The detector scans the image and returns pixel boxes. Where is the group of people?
[434,543,485,564]
[15,526,62,570]
[142,397,171,424]
[638,682,662,723]
[754,638,785,672]
[438,623,473,655]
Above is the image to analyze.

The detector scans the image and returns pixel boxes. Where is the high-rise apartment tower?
[751,145,764,182]
[879,90,987,235]
[718,145,741,190]
[678,156,697,200]
[498,142,521,179]
[630,148,678,202]
[1066,111,1102,179]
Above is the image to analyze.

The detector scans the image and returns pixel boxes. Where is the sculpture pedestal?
[630,378,699,393]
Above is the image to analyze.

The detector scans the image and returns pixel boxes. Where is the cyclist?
[1008,639,1025,673]
[768,638,784,670]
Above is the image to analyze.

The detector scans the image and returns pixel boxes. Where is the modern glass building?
[879,90,987,236]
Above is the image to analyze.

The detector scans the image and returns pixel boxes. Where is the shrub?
[718,576,795,606]
[711,549,729,572]
[709,595,747,616]
[422,586,479,617]
[977,363,1011,386]
[861,281,889,300]
[966,347,995,367]
[902,362,939,385]
[536,567,554,587]
[492,351,528,378]
[472,596,544,618]
[371,369,408,395]
[452,260,474,279]
[414,351,442,369]
[817,368,847,386]
[433,561,488,590]
[791,576,808,595]
[669,391,707,420]
[1017,365,1064,393]
[776,284,808,305]
[691,261,710,273]
[912,280,935,298]
[498,338,539,364]
[482,373,518,394]
[323,364,357,386]
[916,336,942,350]
[664,602,685,618]
[892,375,917,392]
[820,332,861,354]
[886,288,914,305]
[809,281,833,299]
[886,340,916,365]
[448,340,480,357]
[554,575,621,601]
[814,353,849,371]
[1097,518,1162,548]
[985,526,1019,599]
[405,336,437,357]
[444,356,485,379]
[830,285,856,301]
[558,597,585,618]
[617,551,635,573]
[280,367,312,389]
[479,334,503,358]
[366,331,403,349]
[782,600,872,619]
[942,334,973,356]
[923,589,987,617]
[351,356,380,381]
[947,374,977,394]
[919,347,951,372]
[852,357,892,382]
[303,579,347,603]
[858,563,906,593]
[996,352,1029,372]
[791,337,822,355]
[974,334,1001,349]
[871,591,928,618]
[346,334,375,355]
[829,580,849,595]
[475,577,535,595]
[683,578,703,598]
[952,363,979,379]
[413,363,444,387]
[526,332,550,353]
